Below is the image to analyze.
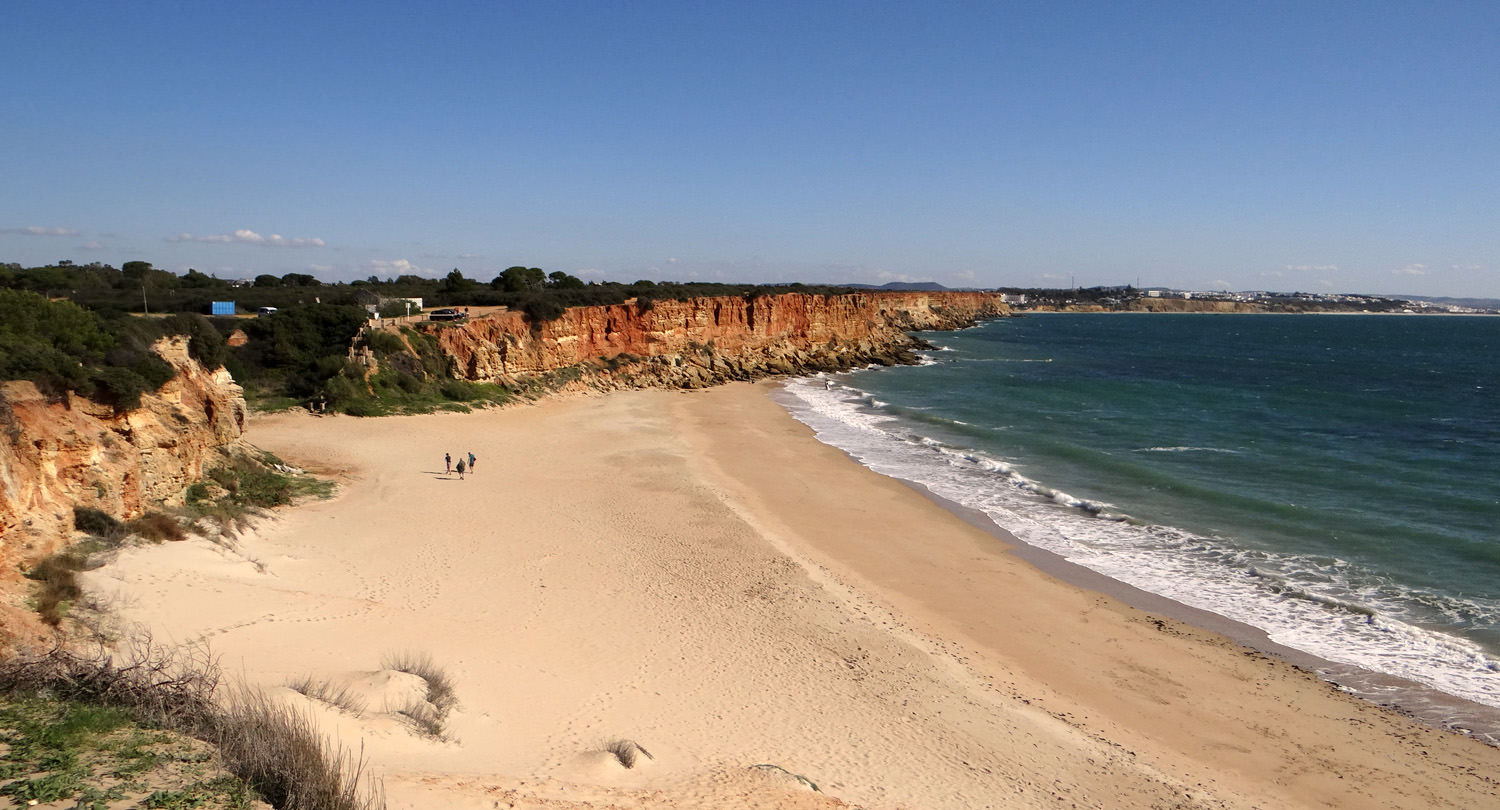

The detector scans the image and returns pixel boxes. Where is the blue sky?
[4,1,1497,297]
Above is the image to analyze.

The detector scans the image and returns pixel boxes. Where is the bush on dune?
[0,640,385,810]
[379,651,457,739]
[128,511,189,543]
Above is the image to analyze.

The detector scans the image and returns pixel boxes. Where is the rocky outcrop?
[0,337,248,565]
[423,291,1009,391]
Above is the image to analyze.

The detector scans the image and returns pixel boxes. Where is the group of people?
[444,451,477,479]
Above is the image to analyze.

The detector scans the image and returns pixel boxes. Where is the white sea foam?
[776,376,1500,714]
[1136,446,1243,454]
[966,357,1055,363]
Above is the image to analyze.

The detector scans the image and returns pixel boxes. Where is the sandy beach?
[86,382,1500,809]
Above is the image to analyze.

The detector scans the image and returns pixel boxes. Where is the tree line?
[0,260,864,414]
[0,260,859,318]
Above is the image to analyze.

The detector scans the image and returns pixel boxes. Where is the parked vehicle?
[428,308,465,321]
[257,306,278,316]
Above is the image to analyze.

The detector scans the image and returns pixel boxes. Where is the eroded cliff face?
[0,337,248,565]
[425,291,1009,390]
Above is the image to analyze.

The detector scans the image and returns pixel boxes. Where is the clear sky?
[4,1,1497,297]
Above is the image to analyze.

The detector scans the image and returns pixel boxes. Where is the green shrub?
[362,329,407,356]
[0,290,219,412]
[339,398,386,417]
[439,378,480,401]
[88,366,156,412]
[73,507,124,540]
[230,463,293,508]
[221,305,369,405]
[376,299,420,318]
[162,313,227,369]
[320,368,369,409]
[0,290,114,397]
[185,454,334,529]
[522,296,566,323]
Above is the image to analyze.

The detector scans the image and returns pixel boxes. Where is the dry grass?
[379,650,457,725]
[0,636,385,810]
[394,700,445,739]
[215,685,384,810]
[604,739,654,769]
[0,634,220,733]
[285,675,367,717]
[751,763,821,792]
[128,511,189,543]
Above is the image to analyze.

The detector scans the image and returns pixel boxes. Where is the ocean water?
[776,313,1500,738]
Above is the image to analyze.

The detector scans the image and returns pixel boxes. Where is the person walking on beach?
[444,452,452,476]
[456,458,467,480]
[468,451,476,473]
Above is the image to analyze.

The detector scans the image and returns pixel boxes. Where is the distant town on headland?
[848,280,1499,314]
[3,260,1496,316]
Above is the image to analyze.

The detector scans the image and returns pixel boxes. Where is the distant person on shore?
[456,458,467,479]
[445,452,452,476]
[468,451,476,473]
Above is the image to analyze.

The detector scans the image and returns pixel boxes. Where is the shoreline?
[795,317,1500,739]
[86,384,1500,809]
[895,470,1500,745]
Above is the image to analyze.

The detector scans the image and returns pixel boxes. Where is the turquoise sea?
[777,313,1500,741]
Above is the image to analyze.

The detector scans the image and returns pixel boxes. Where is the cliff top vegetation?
[0,289,225,412]
[0,260,859,317]
[1,259,869,415]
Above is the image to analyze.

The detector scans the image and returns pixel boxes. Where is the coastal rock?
[425,291,1009,391]
[0,336,247,572]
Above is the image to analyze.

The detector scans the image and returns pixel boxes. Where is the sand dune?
[86,383,1500,809]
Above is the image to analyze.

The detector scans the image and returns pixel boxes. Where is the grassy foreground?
[0,693,255,809]
[5,448,375,810]
[0,641,384,810]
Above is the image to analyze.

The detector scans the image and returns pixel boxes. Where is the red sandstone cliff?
[421,291,1009,390]
[0,337,248,567]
